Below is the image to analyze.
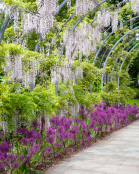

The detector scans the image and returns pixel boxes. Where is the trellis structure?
[0,0,139,124]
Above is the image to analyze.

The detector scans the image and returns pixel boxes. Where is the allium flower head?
[67,112,71,116]
[86,136,93,142]
[28,147,35,155]
[82,129,88,136]
[74,118,80,124]
[29,138,35,145]
[69,119,73,125]
[42,148,47,153]
[20,138,28,146]
[57,126,64,133]
[46,128,55,136]
[39,141,43,145]
[32,120,39,129]
[73,125,79,129]
[0,152,5,161]
[50,118,56,126]
[19,155,25,162]
[47,147,52,153]
[46,136,55,144]
[55,152,59,157]
[17,127,22,134]
[7,153,14,162]
[80,109,85,115]
[57,134,64,141]
[0,141,9,152]
[33,144,40,152]
[69,148,73,153]
[0,162,4,170]
[87,143,91,147]
[54,142,61,148]
[94,103,98,107]
[12,162,19,169]
[64,123,70,130]
[80,121,87,129]
[35,132,42,140]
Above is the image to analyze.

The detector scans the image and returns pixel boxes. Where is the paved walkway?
[46,120,139,174]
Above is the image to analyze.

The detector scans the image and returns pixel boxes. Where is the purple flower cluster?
[0,103,138,173]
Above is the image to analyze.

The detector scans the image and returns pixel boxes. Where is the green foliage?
[0,43,7,73]
[4,0,37,12]
[26,30,39,51]
[4,26,15,41]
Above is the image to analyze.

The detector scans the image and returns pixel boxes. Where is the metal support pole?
[101,26,139,91]
[94,16,139,65]
[117,42,139,88]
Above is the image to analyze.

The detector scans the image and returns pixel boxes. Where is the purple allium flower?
[57,134,64,141]
[55,152,59,157]
[33,144,40,152]
[7,153,14,162]
[67,112,71,117]
[12,162,19,169]
[46,136,55,144]
[19,155,25,162]
[57,126,64,133]
[64,123,70,130]
[50,118,56,126]
[28,147,36,155]
[69,119,73,125]
[74,118,80,124]
[0,152,5,161]
[68,133,73,138]
[39,141,43,145]
[80,121,87,129]
[0,141,9,152]
[47,147,52,153]
[82,129,88,136]
[54,142,61,148]
[42,148,47,153]
[35,132,42,140]
[87,143,91,147]
[20,138,28,146]
[69,129,76,135]
[94,103,98,107]
[63,133,69,140]
[80,109,85,115]
[32,120,39,129]
[86,136,93,142]
[25,155,31,165]
[29,138,35,145]
[22,128,28,135]
[93,128,98,131]
[17,127,22,134]
[61,117,68,123]
[69,148,73,153]
[46,128,55,136]
[0,162,4,170]
[73,125,79,129]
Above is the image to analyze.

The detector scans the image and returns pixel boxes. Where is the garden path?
[45,120,139,174]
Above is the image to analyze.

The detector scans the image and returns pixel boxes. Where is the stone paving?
[45,120,139,174]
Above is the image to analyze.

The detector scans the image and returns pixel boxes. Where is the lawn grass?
[126,99,139,107]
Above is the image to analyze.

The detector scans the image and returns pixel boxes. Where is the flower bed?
[0,103,139,174]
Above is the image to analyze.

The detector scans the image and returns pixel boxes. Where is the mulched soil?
[34,118,138,173]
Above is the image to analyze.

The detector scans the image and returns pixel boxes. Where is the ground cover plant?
[0,102,138,174]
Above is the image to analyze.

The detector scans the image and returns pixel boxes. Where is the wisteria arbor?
[0,0,139,129]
